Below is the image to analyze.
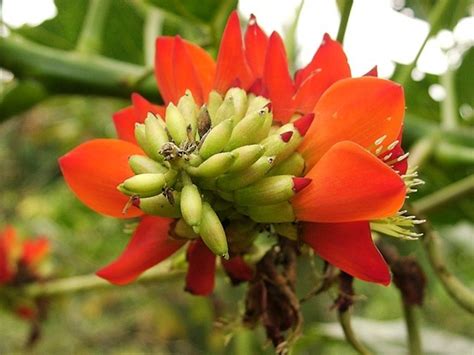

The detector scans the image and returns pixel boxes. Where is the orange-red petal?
[293,141,406,223]
[303,221,391,285]
[59,139,144,218]
[294,33,351,87]
[244,14,268,78]
[263,32,295,122]
[293,69,336,114]
[21,238,50,266]
[96,216,184,285]
[0,226,17,283]
[185,239,216,296]
[214,11,253,94]
[155,37,177,104]
[184,40,216,100]
[299,77,405,169]
[222,256,254,285]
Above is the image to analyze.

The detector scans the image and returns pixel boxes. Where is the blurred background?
[0,0,473,353]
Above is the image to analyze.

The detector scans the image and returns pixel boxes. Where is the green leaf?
[0,80,49,122]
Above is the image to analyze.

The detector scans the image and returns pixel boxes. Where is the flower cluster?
[59,11,417,295]
[0,226,50,320]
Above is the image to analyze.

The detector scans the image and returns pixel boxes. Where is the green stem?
[24,264,185,298]
[440,68,459,130]
[402,302,422,355]
[413,174,474,214]
[394,0,454,86]
[409,207,474,314]
[0,34,160,100]
[434,141,474,165]
[0,79,49,121]
[76,0,112,54]
[407,134,439,168]
[336,0,354,44]
[338,311,373,355]
[144,8,162,67]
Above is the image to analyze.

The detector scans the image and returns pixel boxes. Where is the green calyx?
[117,88,312,257]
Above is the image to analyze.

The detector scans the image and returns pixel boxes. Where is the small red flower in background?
[0,226,50,319]
[59,11,409,294]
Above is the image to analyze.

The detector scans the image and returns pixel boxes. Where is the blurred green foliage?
[0,0,473,353]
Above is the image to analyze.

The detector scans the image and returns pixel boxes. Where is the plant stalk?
[76,0,112,54]
[336,0,353,44]
[402,302,422,355]
[338,310,373,355]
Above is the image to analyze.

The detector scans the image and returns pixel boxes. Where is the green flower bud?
[199,119,233,159]
[145,113,168,161]
[207,91,223,123]
[216,190,234,202]
[180,184,202,226]
[199,202,229,258]
[225,87,248,123]
[166,103,188,145]
[186,152,236,178]
[225,108,268,150]
[129,155,168,174]
[216,156,275,191]
[234,176,310,206]
[171,218,199,240]
[134,123,155,158]
[139,193,181,218]
[227,144,265,173]
[246,94,269,114]
[177,90,198,135]
[213,95,235,126]
[267,152,305,177]
[273,223,298,240]
[241,202,296,223]
[121,173,166,197]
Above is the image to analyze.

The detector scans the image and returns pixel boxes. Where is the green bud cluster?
[119,88,311,258]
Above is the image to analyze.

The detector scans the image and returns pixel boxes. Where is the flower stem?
[394,0,454,86]
[338,310,373,355]
[440,68,459,131]
[336,0,353,44]
[76,0,112,54]
[413,174,474,214]
[407,133,439,168]
[402,302,422,355]
[24,264,185,298]
[144,7,163,67]
[409,207,474,314]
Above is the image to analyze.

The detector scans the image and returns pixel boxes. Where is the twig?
[440,68,459,131]
[336,0,353,44]
[76,0,112,54]
[402,302,422,355]
[337,311,372,355]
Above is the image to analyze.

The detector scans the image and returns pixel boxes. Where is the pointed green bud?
[267,152,305,177]
[171,218,199,240]
[197,106,212,138]
[207,91,223,123]
[227,144,265,173]
[241,202,295,223]
[199,119,233,159]
[186,152,236,178]
[134,123,155,158]
[246,94,270,114]
[273,223,298,240]
[253,109,273,143]
[177,90,198,135]
[213,95,235,126]
[216,156,275,191]
[225,108,268,150]
[145,113,168,161]
[166,103,188,145]
[138,193,181,218]
[234,176,311,206]
[225,87,248,122]
[216,190,234,202]
[188,153,203,167]
[129,155,168,174]
[180,184,202,226]
[121,173,166,197]
[199,202,228,258]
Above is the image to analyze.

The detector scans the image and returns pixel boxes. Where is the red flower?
[59,11,408,293]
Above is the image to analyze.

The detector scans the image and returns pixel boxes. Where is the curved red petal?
[294,33,351,87]
[173,36,204,105]
[0,226,17,283]
[155,37,177,104]
[300,77,405,169]
[222,256,254,285]
[214,11,253,94]
[185,239,216,295]
[293,69,336,114]
[97,216,184,285]
[59,139,144,218]
[21,238,50,266]
[244,14,269,78]
[263,32,295,123]
[293,141,406,223]
[132,93,165,120]
[303,221,391,285]
[184,40,216,101]
[364,66,378,77]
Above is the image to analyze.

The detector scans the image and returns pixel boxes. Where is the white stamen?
[383,153,393,161]
[375,135,387,146]
[375,146,384,155]
[397,152,410,162]
[387,140,399,150]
